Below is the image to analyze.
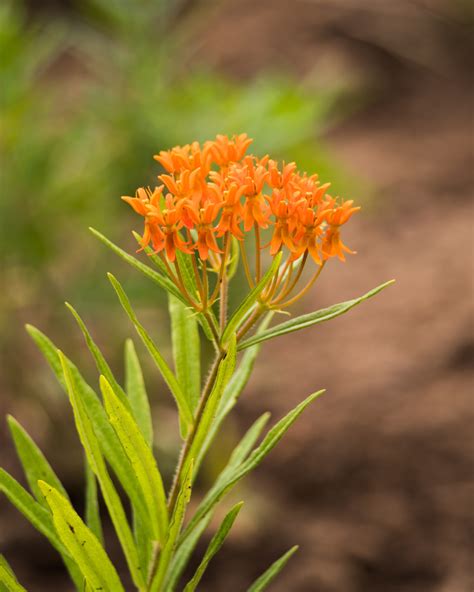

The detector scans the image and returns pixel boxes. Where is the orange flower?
[291,206,328,264]
[154,142,213,176]
[182,200,222,260]
[267,160,297,189]
[268,189,302,255]
[209,182,246,239]
[205,133,253,166]
[321,200,360,261]
[229,156,270,231]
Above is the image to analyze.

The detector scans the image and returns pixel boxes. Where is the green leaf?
[7,415,68,505]
[183,501,243,592]
[211,413,271,490]
[108,273,193,435]
[125,338,153,447]
[180,391,324,547]
[176,250,199,298]
[59,352,145,590]
[247,545,299,591]
[0,469,63,553]
[0,556,26,592]
[100,375,168,544]
[90,227,184,302]
[196,314,273,471]
[26,325,149,528]
[222,252,282,346]
[0,470,83,590]
[38,481,125,592]
[186,336,237,480]
[150,461,194,592]
[65,302,130,408]
[109,228,217,343]
[167,414,270,591]
[134,231,169,276]
[164,517,210,592]
[239,280,395,350]
[168,295,201,414]
[84,460,103,544]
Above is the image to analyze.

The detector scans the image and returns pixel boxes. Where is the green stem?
[166,352,224,515]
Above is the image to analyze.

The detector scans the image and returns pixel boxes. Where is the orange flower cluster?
[123,134,359,265]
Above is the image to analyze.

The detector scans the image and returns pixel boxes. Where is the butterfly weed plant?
[0,134,393,591]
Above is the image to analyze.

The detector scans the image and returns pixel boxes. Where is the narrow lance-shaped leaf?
[139,234,218,345]
[38,481,125,592]
[0,469,64,554]
[169,295,201,414]
[210,413,271,491]
[0,469,84,590]
[196,314,273,471]
[7,415,68,505]
[239,280,395,350]
[90,227,184,302]
[65,303,130,408]
[185,336,237,482]
[108,273,193,435]
[179,390,324,547]
[59,352,146,590]
[247,545,299,592]
[84,460,103,544]
[0,555,27,592]
[25,325,150,528]
[222,252,282,346]
[183,501,244,592]
[101,375,168,544]
[166,414,270,591]
[124,338,153,446]
[150,461,194,592]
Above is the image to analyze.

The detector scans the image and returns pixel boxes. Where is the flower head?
[124,134,359,310]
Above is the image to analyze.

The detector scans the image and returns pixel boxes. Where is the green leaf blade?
[65,302,130,408]
[7,415,68,505]
[59,352,145,590]
[26,325,150,529]
[125,338,153,447]
[247,545,299,591]
[150,461,194,592]
[187,336,237,477]
[239,280,395,350]
[84,460,103,544]
[100,375,168,544]
[38,481,124,592]
[0,469,63,553]
[0,556,27,592]
[183,501,243,592]
[108,273,193,435]
[180,390,324,547]
[90,227,184,301]
[168,295,201,414]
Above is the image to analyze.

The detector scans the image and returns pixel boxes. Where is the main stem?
[166,351,224,514]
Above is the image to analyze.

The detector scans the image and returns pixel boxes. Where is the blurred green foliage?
[0,0,354,399]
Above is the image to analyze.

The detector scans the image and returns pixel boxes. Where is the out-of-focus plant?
[0,134,392,591]
[0,0,349,303]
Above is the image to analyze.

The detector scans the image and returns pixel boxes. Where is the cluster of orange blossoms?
[123,134,359,266]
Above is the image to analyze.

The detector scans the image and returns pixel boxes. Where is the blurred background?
[0,0,472,590]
